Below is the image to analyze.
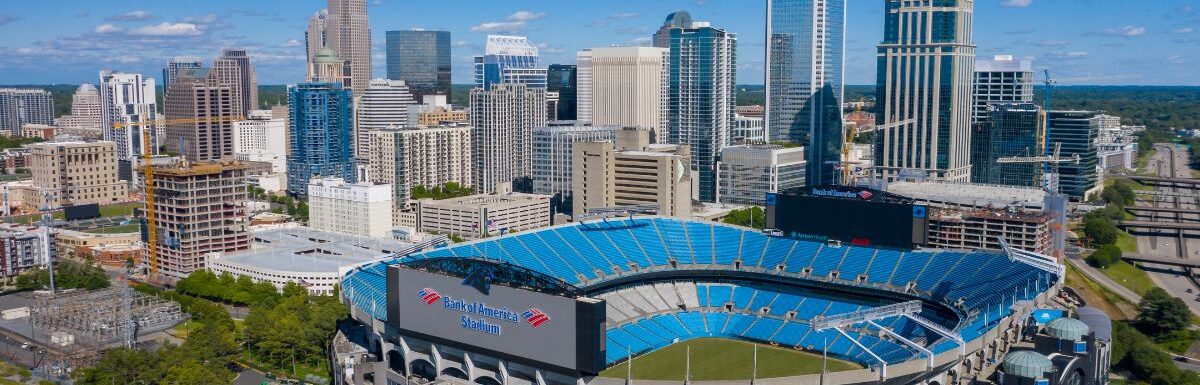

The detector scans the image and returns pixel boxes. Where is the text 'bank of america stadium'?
[335,217,1065,385]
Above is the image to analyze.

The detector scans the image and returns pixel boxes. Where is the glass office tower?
[1047,110,1100,200]
[385,30,451,100]
[668,23,737,203]
[766,0,845,187]
[970,102,1044,187]
[547,64,577,121]
[473,35,547,90]
[287,82,356,197]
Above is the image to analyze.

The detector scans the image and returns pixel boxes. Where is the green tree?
[722,207,766,229]
[1082,214,1119,246]
[1086,244,1123,268]
[1136,288,1192,337]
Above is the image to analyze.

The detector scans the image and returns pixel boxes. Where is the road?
[1133,143,1200,315]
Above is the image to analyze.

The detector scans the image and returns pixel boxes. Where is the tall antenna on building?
[40,192,55,294]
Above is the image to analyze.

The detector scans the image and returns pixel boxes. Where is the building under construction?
[885,181,1055,254]
[146,160,250,279]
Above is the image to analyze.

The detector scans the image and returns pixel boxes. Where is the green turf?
[599,338,860,381]
[1101,260,1156,296]
[81,223,141,234]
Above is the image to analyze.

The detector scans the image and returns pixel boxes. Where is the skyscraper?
[162,56,202,91]
[305,10,329,81]
[98,71,157,163]
[766,0,845,187]
[531,122,619,213]
[668,22,737,202]
[57,83,102,131]
[0,89,54,136]
[1047,110,1100,200]
[653,11,692,48]
[287,82,356,197]
[474,35,547,89]
[357,79,416,157]
[326,0,372,94]
[219,48,259,112]
[874,0,976,182]
[164,66,241,163]
[970,102,1044,187]
[386,30,451,100]
[470,84,546,194]
[578,47,670,144]
[547,64,577,121]
[973,55,1034,127]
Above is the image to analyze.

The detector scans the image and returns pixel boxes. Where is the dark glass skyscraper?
[668,23,736,203]
[547,64,577,121]
[1047,110,1100,200]
[766,0,845,187]
[971,102,1043,187]
[287,82,356,197]
[385,30,451,100]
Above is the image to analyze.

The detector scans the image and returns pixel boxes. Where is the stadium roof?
[214,227,415,273]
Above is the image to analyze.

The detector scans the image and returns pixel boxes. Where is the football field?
[598,338,861,381]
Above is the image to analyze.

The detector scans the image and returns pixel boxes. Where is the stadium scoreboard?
[765,186,928,249]
[387,265,606,375]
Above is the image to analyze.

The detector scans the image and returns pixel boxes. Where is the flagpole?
[685,345,691,384]
[752,345,758,385]
[821,335,828,385]
[627,348,632,385]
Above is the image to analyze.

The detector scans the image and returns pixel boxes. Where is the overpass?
[1123,254,1200,268]
[1128,175,1200,187]
[1118,220,1200,231]
[1126,206,1200,215]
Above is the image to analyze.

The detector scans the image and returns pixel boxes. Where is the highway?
[1132,143,1200,316]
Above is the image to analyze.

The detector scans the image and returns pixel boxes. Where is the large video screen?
[63,203,101,221]
[768,190,927,249]
[387,266,605,374]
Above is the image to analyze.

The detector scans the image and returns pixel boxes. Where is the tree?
[1083,214,1119,246]
[722,207,766,229]
[1086,244,1123,268]
[1136,288,1192,337]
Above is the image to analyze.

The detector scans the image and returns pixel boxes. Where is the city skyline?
[0,0,1195,86]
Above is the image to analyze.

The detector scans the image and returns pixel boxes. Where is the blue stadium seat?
[784,242,821,273]
[757,237,793,268]
[837,247,876,279]
[712,225,743,265]
[686,222,717,264]
[737,231,768,266]
[866,250,903,284]
[654,219,695,264]
[810,246,847,277]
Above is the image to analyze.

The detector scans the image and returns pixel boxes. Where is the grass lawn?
[4,201,141,224]
[1115,231,1139,255]
[1100,260,1156,297]
[240,351,330,383]
[81,223,141,234]
[1064,263,1136,320]
[599,338,860,381]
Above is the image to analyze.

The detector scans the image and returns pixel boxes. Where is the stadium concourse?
[336,217,1063,385]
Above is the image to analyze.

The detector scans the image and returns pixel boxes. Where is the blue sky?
[0,0,1197,86]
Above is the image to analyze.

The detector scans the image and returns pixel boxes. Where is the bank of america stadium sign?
[416,288,549,335]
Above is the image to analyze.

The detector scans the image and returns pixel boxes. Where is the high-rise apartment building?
[653,11,692,48]
[308,177,393,239]
[717,144,806,206]
[305,10,329,81]
[162,56,202,91]
[766,0,845,187]
[971,102,1044,187]
[531,122,619,213]
[1047,111,1100,200]
[874,0,976,182]
[474,35,547,89]
[578,47,670,143]
[287,82,356,197]
[547,64,577,121]
[219,48,259,113]
[470,84,546,194]
[164,66,242,163]
[573,127,691,218]
[368,126,472,211]
[98,70,157,164]
[973,55,1034,127]
[326,0,372,94]
[233,110,287,174]
[148,161,250,279]
[24,139,127,209]
[385,30,451,100]
[668,22,737,202]
[0,89,54,137]
[56,83,102,131]
[356,79,415,157]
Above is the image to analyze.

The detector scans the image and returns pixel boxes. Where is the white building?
[208,227,419,295]
[368,126,473,211]
[577,47,670,144]
[573,127,692,218]
[470,84,546,194]
[717,145,806,206]
[733,114,765,145]
[1098,142,1137,171]
[972,55,1034,126]
[531,122,620,207]
[57,83,103,131]
[233,110,287,173]
[357,79,416,157]
[414,193,550,240]
[98,70,157,161]
[308,177,394,239]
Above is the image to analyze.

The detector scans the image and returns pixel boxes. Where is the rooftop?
[886,181,1047,211]
[212,227,416,274]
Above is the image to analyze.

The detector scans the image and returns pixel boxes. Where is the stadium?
[336,216,1063,385]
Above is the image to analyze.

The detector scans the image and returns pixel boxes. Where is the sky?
[0,0,1197,86]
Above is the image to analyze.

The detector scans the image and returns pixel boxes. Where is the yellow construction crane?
[111,115,243,275]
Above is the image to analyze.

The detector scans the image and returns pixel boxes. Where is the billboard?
[63,203,101,221]
[766,186,927,249]
[387,265,605,375]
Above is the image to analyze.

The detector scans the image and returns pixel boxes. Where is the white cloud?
[609,12,640,19]
[181,14,218,24]
[1065,51,1088,58]
[452,40,468,47]
[1000,0,1032,8]
[1103,25,1146,37]
[0,14,18,25]
[106,10,154,21]
[93,24,123,34]
[1173,27,1195,34]
[283,38,301,47]
[470,11,546,33]
[131,22,203,37]
[507,11,545,22]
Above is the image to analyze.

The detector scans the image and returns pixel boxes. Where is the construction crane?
[111,115,244,276]
[842,116,916,184]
